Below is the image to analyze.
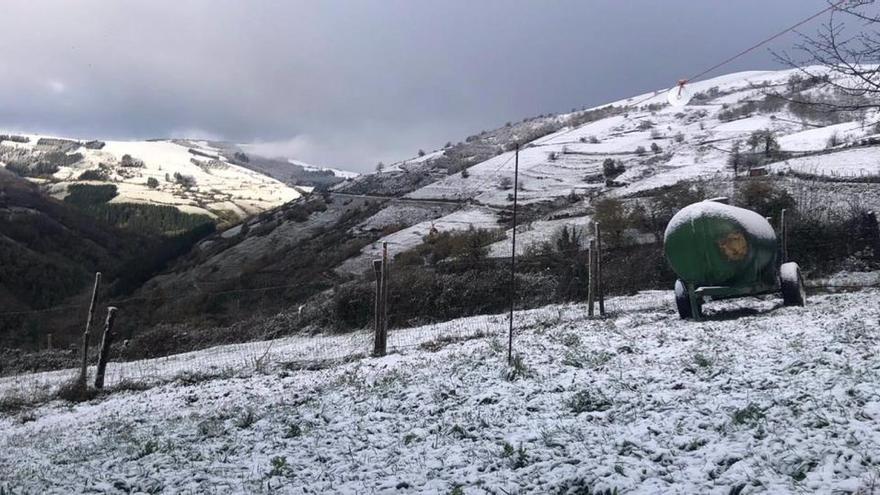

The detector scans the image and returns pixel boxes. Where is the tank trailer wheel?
[674,279,701,319]
[780,262,806,307]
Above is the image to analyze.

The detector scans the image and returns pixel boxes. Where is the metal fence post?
[372,259,386,356]
[588,240,595,317]
[595,223,605,316]
[780,208,788,263]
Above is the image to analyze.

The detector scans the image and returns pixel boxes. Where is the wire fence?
[2,200,879,407]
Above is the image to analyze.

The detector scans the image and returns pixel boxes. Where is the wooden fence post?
[587,239,595,317]
[78,272,102,390]
[595,223,605,316]
[94,307,118,389]
[372,259,386,356]
[47,333,53,351]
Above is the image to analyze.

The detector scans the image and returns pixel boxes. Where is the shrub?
[267,456,289,477]
[146,177,160,188]
[78,169,109,181]
[42,151,83,168]
[650,142,662,154]
[173,172,196,188]
[498,177,513,190]
[120,154,145,168]
[4,162,31,176]
[593,198,630,247]
[64,184,118,206]
[746,129,781,158]
[635,145,647,156]
[637,120,654,131]
[526,225,589,300]
[396,225,504,267]
[602,158,625,179]
[0,134,29,143]
[6,161,59,177]
[826,132,841,148]
[735,180,796,224]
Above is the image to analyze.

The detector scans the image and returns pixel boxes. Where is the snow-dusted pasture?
[0,135,303,221]
[2,288,879,494]
[778,122,864,152]
[773,147,880,179]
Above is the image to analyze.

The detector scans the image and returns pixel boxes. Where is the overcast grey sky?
[0,1,830,172]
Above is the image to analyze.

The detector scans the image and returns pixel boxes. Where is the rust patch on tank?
[717,231,748,261]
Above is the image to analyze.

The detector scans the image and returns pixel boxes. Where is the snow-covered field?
[3,288,879,494]
[773,147,880,179]
[0,135,303,221]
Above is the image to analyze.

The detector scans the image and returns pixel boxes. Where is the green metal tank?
[664,199,778,288]
[663,198,806,320]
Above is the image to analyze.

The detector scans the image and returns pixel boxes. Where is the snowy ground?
[772,147,880,179]
[2,288,879,494]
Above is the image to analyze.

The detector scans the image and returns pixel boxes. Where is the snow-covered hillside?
[0,135,307,221]
[334,67,880,265]
[408,68,866,206]
[2,288,879,493]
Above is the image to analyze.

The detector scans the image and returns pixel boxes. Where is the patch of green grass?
[500,442,529,469]
[235,408,258,429]
[563,350,612,369]
[693,352,713,369]
[567,388,612,414]
[134,439,160,460]
[731,403,766,426]
[284,423,302,438]
[790,459,817,482]
[551,478,620,495]
[561,332,581,347]
[682,437,709,452]
[197,417,226,438]
[267,456,289,477]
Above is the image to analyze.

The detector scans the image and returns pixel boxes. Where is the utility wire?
[686,0,848,84]
[623,0,848,111]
